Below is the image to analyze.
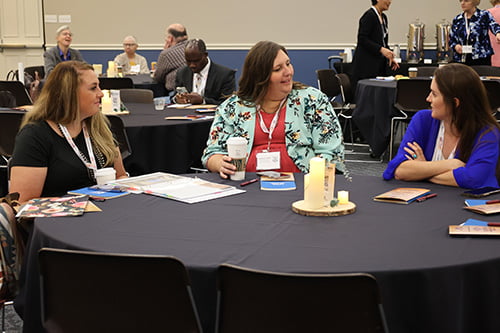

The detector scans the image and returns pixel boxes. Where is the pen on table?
[416,193,437,202]
[240,178,259,187]
[487,222,500,227]
[486,199,500,204]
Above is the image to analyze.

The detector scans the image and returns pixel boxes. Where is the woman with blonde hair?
[10,61,127,202]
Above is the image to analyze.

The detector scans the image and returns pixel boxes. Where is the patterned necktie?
[195,73,202,94]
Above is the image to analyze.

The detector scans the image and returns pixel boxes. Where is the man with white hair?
[114,36,150,74]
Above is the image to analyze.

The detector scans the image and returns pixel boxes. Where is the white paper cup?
[95,167,116,185]
[154,97,165,110]
[227,137,247,181]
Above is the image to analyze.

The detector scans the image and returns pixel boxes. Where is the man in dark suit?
[351,0,399,88]
[174,39,236,105]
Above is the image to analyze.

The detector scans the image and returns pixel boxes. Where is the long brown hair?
[434,63,499,160]
[22,61,118,165]
[237,41,305,106]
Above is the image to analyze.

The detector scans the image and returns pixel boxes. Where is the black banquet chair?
[39,248,202,333]
[0,110,25,164]
[98,77,134,90]
[0,81,32,106]
[216,264,389,333]
[106,115,132,159]
[390,78,431,159]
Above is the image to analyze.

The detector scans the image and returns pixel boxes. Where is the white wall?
[43,0,460,49]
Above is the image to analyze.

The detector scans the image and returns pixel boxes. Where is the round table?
[15,174,500,333]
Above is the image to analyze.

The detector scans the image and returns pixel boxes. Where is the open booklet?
[111,172,245,204]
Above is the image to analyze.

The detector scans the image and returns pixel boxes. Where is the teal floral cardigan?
[202,86,345,173]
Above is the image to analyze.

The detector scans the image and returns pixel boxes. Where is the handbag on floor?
[0,193,23,303]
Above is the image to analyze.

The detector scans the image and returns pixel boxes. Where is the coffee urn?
[436,19,451,63]
[407,19,425,63]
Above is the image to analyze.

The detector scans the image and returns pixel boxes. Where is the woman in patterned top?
[202,41,345,179]
[450,0,500,65]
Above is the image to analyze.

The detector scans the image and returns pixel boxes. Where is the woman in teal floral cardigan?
[202,41,345,179]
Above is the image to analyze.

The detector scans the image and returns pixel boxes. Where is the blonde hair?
[21,61,118,166]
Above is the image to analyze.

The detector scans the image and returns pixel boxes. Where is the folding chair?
[39,248,202,333]
[106,115,132,159]
[216,264,389,333]
[119,88,154,104]
[0,110,25,167]
[0,81,32,106]
[482,79,500,119]
[471,65,500,77]
[390,79,431,159]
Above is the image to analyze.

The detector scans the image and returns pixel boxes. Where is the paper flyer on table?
[112,172,245,203]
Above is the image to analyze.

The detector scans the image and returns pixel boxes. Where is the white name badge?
[256,151,280,170]
[130,64,141,73]
[462,45,473,54]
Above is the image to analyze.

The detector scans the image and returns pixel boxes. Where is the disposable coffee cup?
[154,97,165,110]
[227,137,247,181]
[95,167,116,185]
[408,67,418,78]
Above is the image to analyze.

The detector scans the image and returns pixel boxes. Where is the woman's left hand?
[496,33,500,43]
[403,141,425,161]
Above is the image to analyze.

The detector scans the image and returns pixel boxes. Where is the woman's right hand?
[207,154,237,179]
[455,44,463,54]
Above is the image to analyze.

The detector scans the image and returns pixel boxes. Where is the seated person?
[202,41,345,178]
[383,63,500,189]
[44,25,85,77]
[153,23,189,94]
[174,39,235,105]
[10,61,128,202]
[113,35,150,75]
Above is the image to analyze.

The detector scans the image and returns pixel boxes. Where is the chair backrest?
[24,66,45,80]
[39,248,202,333]
[119,88,154,104]
[216,264,388,333]
[0,81,32,106]
[416,66,437,77]
[98,77,134,90]
[336,73,355,104]
[482,80,500,114]
[471,65,500,77]
[0,110,25,157]
[316,69,341,100]
[106,115,132,159]
[394,79,431,112]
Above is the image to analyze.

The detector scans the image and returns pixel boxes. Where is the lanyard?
[59,122,97,172]
[257,99,286,151]
[464,13,471,45]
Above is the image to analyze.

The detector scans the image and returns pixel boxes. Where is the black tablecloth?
[126,74,168,97]
[15,174,500,332]
[119,103,213,175]
[353,79,398,157]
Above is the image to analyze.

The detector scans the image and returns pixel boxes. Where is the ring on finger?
[412,154,417,159]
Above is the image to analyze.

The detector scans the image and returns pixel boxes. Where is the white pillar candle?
[338,190,349,205]
[101,90,112,113]
[304,157,325,209]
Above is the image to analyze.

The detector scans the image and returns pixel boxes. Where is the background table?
[126,74,168,97]
[118,103,213,176]
[353,79,398,157]
[15,174,500,333]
